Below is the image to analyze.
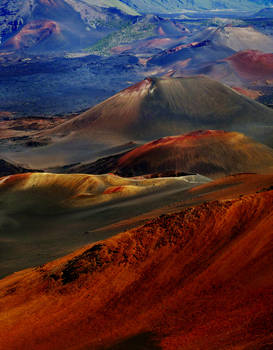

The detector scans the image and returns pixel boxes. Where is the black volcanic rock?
[0,158,36,177]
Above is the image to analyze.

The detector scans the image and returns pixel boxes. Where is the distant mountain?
[120,0,273,13]
[86,15,189,56]
[191,26,273,53]
[146,26,273,85]
[0,0,137,51]
[253,7,273,17]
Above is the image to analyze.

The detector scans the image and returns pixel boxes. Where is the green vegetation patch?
[85,21,156,56]
[82,0,140,16]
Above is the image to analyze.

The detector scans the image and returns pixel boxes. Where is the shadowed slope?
[84,173,273,246]
[67,130,273,178]
[0,172,209,277]
[0,159,34,177]
[0,190,272,350]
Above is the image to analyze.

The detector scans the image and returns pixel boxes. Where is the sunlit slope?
[0,189,272,350]
[71,130,273,177]
[0,172,209,214]
[193,26,273,53]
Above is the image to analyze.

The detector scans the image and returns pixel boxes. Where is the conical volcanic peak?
[115,130,273,177]
[46,76,273,148]
[67,130,273,179]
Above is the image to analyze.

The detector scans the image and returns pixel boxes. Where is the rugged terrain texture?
[0,0,136,51]
[0,189,272,349]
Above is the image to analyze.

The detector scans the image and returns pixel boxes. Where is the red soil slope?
[116,130,273,177]
[231,86,261,99]
[3,20,60,50]
[0,190,272,350]
[88,173,273,237]
[111,38,178,55]
[227,50,273,80]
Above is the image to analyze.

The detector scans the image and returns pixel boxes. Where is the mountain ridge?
[0,0,137,51]
[120,0,273,13]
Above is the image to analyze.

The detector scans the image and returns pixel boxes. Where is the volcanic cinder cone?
[14,76,273,168]
[69,130,273,178]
